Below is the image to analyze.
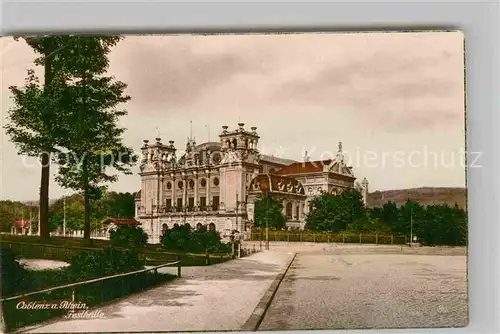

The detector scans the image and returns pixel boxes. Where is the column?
[206,171,211,208]
[171,175,176,206]
[194,171,199,209]
[182,179,187,207]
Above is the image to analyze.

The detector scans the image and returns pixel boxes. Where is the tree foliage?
[304,189,467,246]
[48,191,136,232]
[253,194,286,229]
[109,224,148,248]
[4,36,124,241]
[45,36,135,241]
[161,224,231,253]
[305,188,366,232]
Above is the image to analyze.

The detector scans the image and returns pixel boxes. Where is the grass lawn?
[1,234,233,266]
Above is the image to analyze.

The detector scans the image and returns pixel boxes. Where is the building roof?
[12,220,30,228]
[102,218,141,226]
[259,154,298,166]
[248,174,305,195]
[275,159,332,175]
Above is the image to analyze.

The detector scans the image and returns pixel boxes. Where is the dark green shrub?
[109,224,148,248]
[1,246,33,296]
[161,224,231,253]
[70,247,145,280]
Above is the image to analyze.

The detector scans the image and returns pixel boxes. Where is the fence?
[1,260,181,331]
[249,230,407,245]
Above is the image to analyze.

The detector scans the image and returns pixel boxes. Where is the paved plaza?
[21,251,293,333]
[18,243,468,332]
[259,249,468,330]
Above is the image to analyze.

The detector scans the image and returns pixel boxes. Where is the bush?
[161,224,231,253]
[109,224,148,248]
[1,246,33,296]
[70,246,145,280]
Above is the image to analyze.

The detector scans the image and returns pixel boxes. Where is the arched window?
[200,178,206,187]
[232,138,237,148]
[196,223,203,231]
[209,223,216,232]
[162,224,168,236]
[286,202,293,220]
[213,178,219,186]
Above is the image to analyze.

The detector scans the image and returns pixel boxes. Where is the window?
[166,182,172,190]
[209,223,216,232]
[188,197,194,211]
[200,197,206,210]
[295,206,300,220]
[286,202,293,220]
[196,223,203,231]
[200,178,206,187]
[177,198,183,211]
[212,196,220,210]
[189,180,195,189]
[165,199,172,212]
[178,181,183,189]
[213,178,219,186]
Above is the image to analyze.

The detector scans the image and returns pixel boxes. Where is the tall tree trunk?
[83,161,91,241]
[39,152,50,241]
[39,47,54,242]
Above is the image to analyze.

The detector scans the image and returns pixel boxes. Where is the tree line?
[4,36,134,244]
[252,188,467,246]
[0,192,135,233]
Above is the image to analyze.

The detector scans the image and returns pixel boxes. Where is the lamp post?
[63,195,66,237]
[259,182,270,250]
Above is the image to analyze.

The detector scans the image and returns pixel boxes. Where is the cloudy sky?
[1,32,465,201]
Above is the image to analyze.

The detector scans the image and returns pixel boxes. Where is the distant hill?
[367,187,466,209]
[23,199,58,206]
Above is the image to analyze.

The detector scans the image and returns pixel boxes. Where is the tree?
[38,36,134,241]
[396,199,425,238]
[4,36,122,242]
[253,194,286,230]
[305,188,367,232]
[417,204,467,246]
[109,224,148,248]
[52,37,135,243]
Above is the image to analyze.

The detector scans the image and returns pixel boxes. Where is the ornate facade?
[135,123,369,243]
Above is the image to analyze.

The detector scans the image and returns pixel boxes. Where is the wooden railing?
[0,260,181,303]
[0,240,234,266]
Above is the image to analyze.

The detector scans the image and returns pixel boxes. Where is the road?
[259,250,468,330]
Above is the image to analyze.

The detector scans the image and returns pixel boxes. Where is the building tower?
[361,177,369,205]
[138,137,177,219]
[218,123,260,231]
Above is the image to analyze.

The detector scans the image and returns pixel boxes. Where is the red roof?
[12,220,30,228]
[275,160,332,175]
[248,174,305,195]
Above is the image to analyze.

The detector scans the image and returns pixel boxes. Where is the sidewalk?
[21,251,293,333]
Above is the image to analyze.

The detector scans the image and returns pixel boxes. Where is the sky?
[0,32,466,202]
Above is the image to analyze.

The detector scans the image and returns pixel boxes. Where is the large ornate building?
[134,123,369,243]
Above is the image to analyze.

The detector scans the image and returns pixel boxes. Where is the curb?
[241,252,297,332]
